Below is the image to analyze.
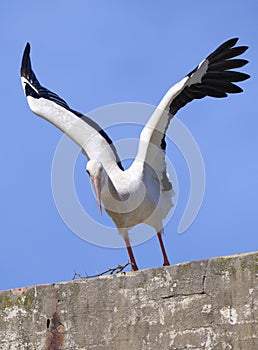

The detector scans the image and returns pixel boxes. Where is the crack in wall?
[0,252,257,350]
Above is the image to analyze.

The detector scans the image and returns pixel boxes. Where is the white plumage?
[21,38,249,270]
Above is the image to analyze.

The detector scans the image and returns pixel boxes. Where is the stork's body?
[87,160,173,269]
[20,38,249,270]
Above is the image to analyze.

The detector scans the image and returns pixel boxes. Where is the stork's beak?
[92,176,102,216]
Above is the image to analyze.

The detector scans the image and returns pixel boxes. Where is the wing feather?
[135,38,249,191]
[21,43,123,173]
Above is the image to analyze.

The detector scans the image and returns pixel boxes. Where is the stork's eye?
[86,169,90,175]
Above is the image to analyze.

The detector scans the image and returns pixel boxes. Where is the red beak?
[92,176,102,216]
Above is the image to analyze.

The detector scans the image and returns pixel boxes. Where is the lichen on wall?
[0,251,257,350]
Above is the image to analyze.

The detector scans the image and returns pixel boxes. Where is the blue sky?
[1,1,257,290]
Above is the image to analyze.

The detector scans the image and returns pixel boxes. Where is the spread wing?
[20,43,123,173]
[135,38,249,191]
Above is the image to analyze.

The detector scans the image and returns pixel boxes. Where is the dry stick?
[72,262,132,280]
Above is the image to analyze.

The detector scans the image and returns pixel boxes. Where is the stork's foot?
[163,260,170,267]
[131,262,139,271]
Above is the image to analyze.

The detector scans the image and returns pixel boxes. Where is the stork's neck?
[101,167,123,202]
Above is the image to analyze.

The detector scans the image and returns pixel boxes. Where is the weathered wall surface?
[0,251,257,350]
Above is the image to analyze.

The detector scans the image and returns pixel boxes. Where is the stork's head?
[86,160,104,216]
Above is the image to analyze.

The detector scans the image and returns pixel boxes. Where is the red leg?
[157,231,170,266]
[124,233,139,271]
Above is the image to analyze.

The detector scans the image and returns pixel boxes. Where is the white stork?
[20,38,249,271]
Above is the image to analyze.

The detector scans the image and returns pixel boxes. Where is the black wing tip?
[223,37,249,51]
[240,45,249,53]
[24,42,31,60]
[20,43,71,108]
[25,42,30,52]
[243,73,250,80]
[21,42,32,78]
[228,37,239,45]
[207,37,249,63]
[170,37,249,115]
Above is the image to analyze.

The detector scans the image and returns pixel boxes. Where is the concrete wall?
[0,251,257,350]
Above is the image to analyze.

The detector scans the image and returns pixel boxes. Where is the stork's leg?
[123,233,139,271]
[157,231,170,266]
